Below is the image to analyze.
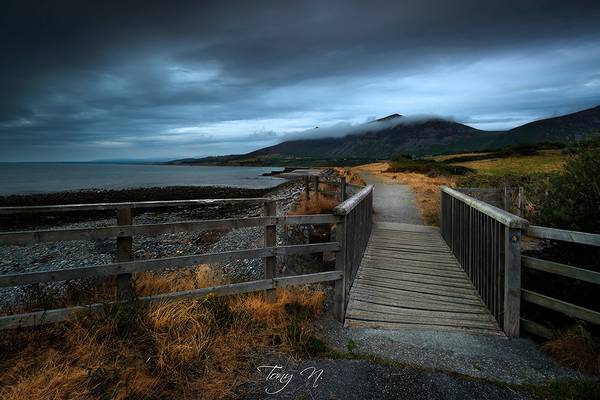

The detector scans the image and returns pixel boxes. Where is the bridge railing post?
[334,216,346,322]
[503,225,522,336]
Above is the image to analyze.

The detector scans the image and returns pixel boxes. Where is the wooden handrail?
[333,185,374,216]
[527,225,600,246]
[441,186,529,228]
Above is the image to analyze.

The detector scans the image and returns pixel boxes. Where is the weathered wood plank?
[0,214,341,245]
[263,200,277,301]
[521,289,600,325]
[526,225,600,247]
[0,270,342,330]
[520,318,553,339]
[357,268,474,287]
[359,263,468,279]
[0,242,340,287]
[116,207,134,300]
[351,282,483,305]
[349,292,490,313]
[504,226,521,337]
[345,318,503,335]
[522,256,600,285]
[0,198,269,214]
[333,185,374,216]
[346,309,499,330]
[441,186,529,228]
[348,300,496,323]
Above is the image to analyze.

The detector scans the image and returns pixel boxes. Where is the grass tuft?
[0,265,327,399]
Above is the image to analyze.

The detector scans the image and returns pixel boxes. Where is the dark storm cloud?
[1,0,600,160]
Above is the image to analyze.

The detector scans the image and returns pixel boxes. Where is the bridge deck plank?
[345,222,502,334]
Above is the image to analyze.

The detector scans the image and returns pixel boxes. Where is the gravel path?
[361,173,423,224]
[314,315,582,385]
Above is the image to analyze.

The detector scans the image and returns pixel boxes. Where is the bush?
[536,145,600,233]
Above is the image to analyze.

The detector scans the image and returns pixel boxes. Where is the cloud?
[0,1,600,160]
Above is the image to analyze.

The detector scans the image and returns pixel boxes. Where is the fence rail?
[440,186,528,336]
[520,225,600,338]
[0,178,373,330]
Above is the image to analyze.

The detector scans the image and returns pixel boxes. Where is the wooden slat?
[349,292,490,313]
[0,198,270,214]
[345,318,503,335]
[348,301,495,324]
[0,242,340,287]
[357,268,473,287]
[351,282,483,305]
[359,263,467,279]
[0,270,342,330]
[526,225,600,247]
[520,318,553,339]
[356,275,478,297]
[522,256,600,285]
[346,309,498,330]
[440,186,529,228]
[522,289,600,325]
[0,214,341,245]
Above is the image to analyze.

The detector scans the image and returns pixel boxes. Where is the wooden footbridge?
[344,221,502,335]
[0,178,598,338]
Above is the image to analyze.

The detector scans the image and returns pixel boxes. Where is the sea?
[0,163,286,195]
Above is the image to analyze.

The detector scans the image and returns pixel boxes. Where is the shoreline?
[0,182,296,230]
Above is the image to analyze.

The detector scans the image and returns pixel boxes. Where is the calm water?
[0,163,286,195]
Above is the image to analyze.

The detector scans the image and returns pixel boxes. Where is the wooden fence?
[520,226,600,338]
[332,185,374,319]
[442,186,600,338]
[0,182,374,330]
[440,186,529,336]
[456,186,524,216]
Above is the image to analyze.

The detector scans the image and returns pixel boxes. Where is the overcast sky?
[1,1,600,161]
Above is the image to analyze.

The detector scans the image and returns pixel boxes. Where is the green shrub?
[536,145,600,233]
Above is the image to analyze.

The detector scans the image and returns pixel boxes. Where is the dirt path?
[361,172,423,225]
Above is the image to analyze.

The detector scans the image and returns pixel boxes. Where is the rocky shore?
[0,173,346,309]
[0,179,332,310]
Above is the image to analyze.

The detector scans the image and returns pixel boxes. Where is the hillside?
[170,105,600,165]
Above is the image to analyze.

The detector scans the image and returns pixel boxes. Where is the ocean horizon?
[0,163,285,195]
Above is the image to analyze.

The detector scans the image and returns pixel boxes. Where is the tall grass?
[0,265,327,399]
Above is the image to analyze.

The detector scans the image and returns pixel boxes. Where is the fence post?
[517,187,524,217]
[116,207,134,299]
[503,226,522,336]
[264,200,277,301]
[313,176,319,201]
[304,176,310,201]
[340,176,347,201]
[503,186,511,212]
[334,216,347,322]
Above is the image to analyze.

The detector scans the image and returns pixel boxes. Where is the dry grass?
[334,167,366,186]
[541,325,600,377]
[287,192,339,215]
[0,265,327,400]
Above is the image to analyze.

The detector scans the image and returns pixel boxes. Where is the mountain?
[505,105,600,142]
[248,116,495,159]
[169,105,600,165]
